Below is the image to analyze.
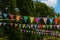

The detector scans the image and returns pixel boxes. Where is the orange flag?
[16,15,20,22]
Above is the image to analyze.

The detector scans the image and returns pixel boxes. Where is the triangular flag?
[22,24,25,28]
[3,13,8,18]
[35,17,40,24]
[10,23,13,26]
[43,17,48,24]
[42,25,45,29]
[16,15,20,22]
[15,24,18,27]
[34,24,37,29]
[9,14,14,20]
[3,22,6,26]
[57,25,60,29]
[50,25,52,29]
[49,17,53,24]
[31,24,33,28]
[23,16,28,23]
[46,25,49,29]
[30,17,34,23]
[0,22,2,26]
[55,18,59,24]
[53,25,56,29]
[50,32,53,36]
[19,24,22,28]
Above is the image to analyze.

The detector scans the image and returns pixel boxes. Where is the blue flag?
[3,13,8,18]
[49,17,53,24]
[3,22,6,26]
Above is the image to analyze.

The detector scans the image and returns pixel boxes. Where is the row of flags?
[0,13,60,24]
[20,30,60,37]
[0,22,60,29]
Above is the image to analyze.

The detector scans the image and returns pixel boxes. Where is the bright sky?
[38,0,60,14]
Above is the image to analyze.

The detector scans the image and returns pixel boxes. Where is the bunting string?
[0,13,60,24]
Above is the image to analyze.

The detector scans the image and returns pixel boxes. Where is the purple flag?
[35,17,40,24]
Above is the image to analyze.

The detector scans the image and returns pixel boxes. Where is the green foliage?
[0,0,58,40]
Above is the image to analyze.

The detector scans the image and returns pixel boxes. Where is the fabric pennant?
[16,15,20,22]
[46,25,49,29]
[53,25,56,29]
[22,24,25,28]
[50,25,52,29]
[57,25,60,29]
[31,24,33,28]
[55,18,59,24]
[49,17,53,24]
[23,16,28,23]
[10,23,13,26]
[34,24,37,29]
[43,17,48,24]
[9,14,14,20]
[0,22,2,26]
[15,24,18,27]
[3,22,6,26]
[30,17,34,23]
[19,24,22,28]
[42,25,45,29]
[35,17,40,24]
[3,13,8,18]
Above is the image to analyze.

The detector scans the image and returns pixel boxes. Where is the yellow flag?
[30,17,34,23]
[15,24,18,27]
[50,25,52,29]
[23,24,25,28]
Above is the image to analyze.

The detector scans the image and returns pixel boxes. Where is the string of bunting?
[0,13,60,24]
[0,22,60,29]
[20,29,60,37]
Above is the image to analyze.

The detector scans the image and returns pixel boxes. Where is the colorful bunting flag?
[3,13,8,18]
[3,22,6,26]
[35,17,40,24]
[55,18,59,24]
[22,24,25,28]
[10,23,13,26]
[42,25,45,29]
[50,25,52,29]
[34,24,37,29]
[43,17,48,24]
[49,17,53,24]
[57,25,60,29]
[30,17,34,23]
[19,24,22,28]
[23,16,28,23]
[16,15,20,22]
[15,24,18,27]
[9,14,14,20]
[46,25,49,29]
[53,25,56,29]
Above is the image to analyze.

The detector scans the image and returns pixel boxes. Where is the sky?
[37,0,60,14]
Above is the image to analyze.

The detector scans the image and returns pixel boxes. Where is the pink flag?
[10,23,13,26]
[43,17,48,24]
[9,14,14,20]
[35,17,40,24]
